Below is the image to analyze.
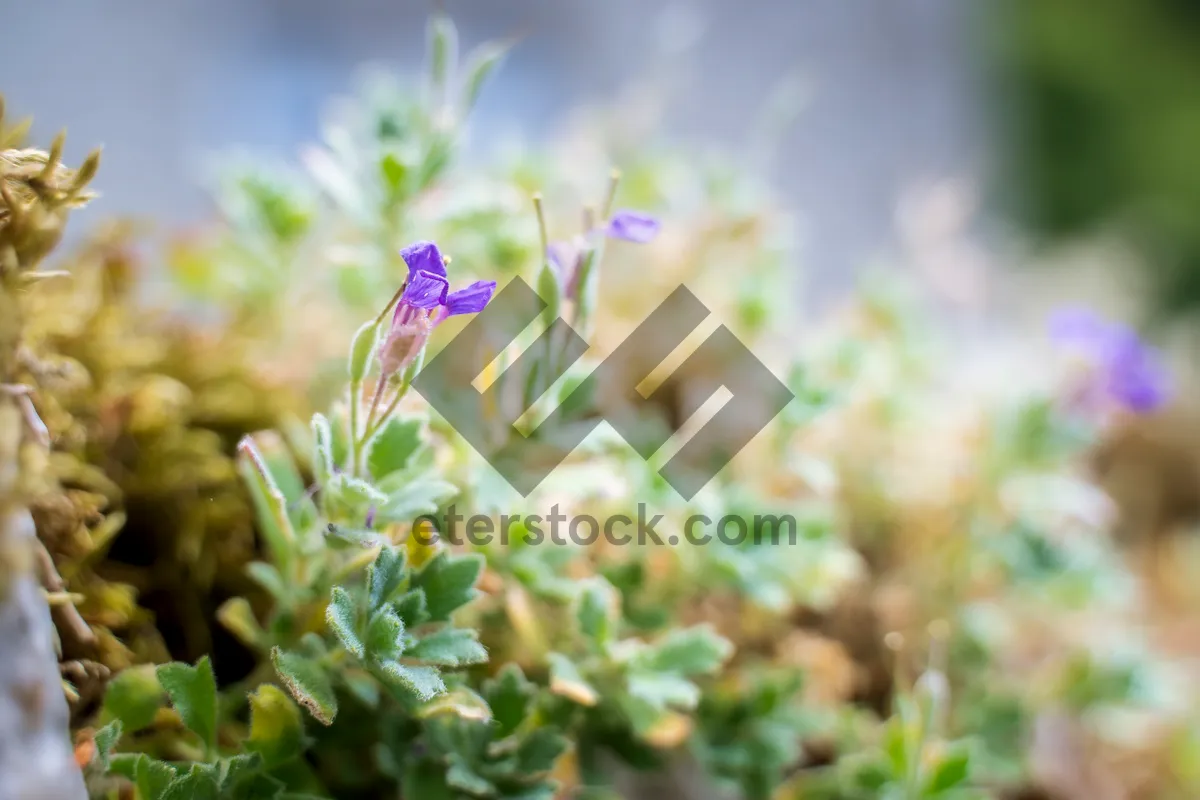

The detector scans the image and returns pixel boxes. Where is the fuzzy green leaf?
[646,625,732,676]
[412,551,484,621]
[246,684,306,767]
[377,661,446,703]
[407,627,488,667]
[394,588,430,628]
[368,546,407,611]
[367,416,425,481]
[311,412,335,486]
[161,765,220,800]
[92,720,123,770]
[271,647,338,725]
[326,586,363,658]
[365,606,407,661]
[156,657,218,751]
[484,664,535,739]
[376,478,459,524]
[102,664,161,732]
[137,755,178,800]
[323,472,388,521]
[349,320,380,383]
[220,753,264,791]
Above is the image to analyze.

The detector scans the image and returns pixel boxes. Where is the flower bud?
[378,315,433,377]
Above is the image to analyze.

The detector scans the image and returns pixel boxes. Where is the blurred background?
[7,0,1200,329]
[4,0,980,303]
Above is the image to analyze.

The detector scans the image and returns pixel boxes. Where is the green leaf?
[217,596,264,649]
[484,664,534,739]
[447,761,495,795]
[101,664,161,732]
[575,578,618,647]
[626,672,701,712]
[883,716,910,779]
[230,773,286,800]
[408,628,488,667]
[238,443,298,569]
[246,684,306,767]
[645,625,732,676]
[271,647,338,725]
[547,652,598,707]
[841,753,893,791]
[137,755,179,800]
[377,661,446,703]
[427,13,458,93]
[156,657,218,751]
[161,765,220,800]
[92,720,123,770]
[516,728,568,774]
[365,606,407,661]
[367,416,425,481]
[376,478,459,524]
[323,472,388,522]
[924,745,971,795]
[404,758,456,800]
[461,40,510,112]
[367,545,407,611]
[394,588,430,627]
[246,562,289,602]
[536,259,563,330]
[326,586,363,658]
[412,551,484,621]
[349,320,380,383]
[221,753,264,789]
[311,413,335,487]
[380,151,408,197]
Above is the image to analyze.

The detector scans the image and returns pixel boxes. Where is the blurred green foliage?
[994,0,1200,317]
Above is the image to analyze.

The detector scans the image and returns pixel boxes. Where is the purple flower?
[378,241,496,375]
[1049,307,1170,414]
[605,209,661,243]
[546,209,661,301]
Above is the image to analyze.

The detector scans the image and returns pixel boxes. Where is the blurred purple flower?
[1049,307,1169,414]
[546,209,661,301]
[379,241,496,375]
[605,209,661,243]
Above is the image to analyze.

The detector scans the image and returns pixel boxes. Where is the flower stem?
[348,379,363,476]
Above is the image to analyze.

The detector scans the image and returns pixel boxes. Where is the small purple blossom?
[378,241,496,376]
[1049,306,1170,414]
[605,209,661,243]
[545,209,661,301]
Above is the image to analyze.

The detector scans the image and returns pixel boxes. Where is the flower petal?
[605,210,661,243]
[1103,329,1170,413]
[399,241,448,278]
[400,270,449,310]
[1048,306,1110,348]
[444,280,497,316]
